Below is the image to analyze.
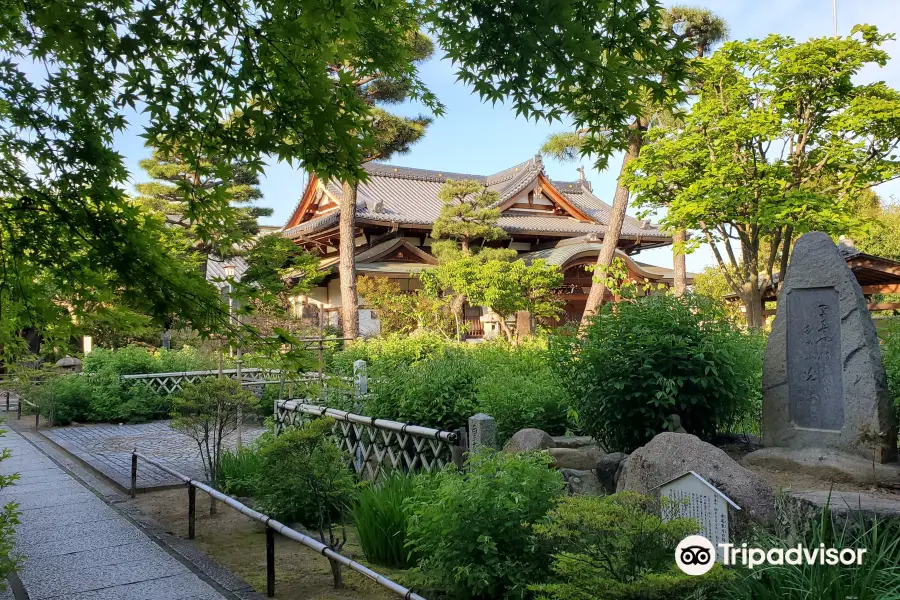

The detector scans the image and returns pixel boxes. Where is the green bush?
[353,471,417,569]
[366,347,481,430]
[349,337,569,440]
[83,345,214,375]
[724,505,900,600]
[882,321,900,421]
[531,493,728,600]
[254,418,357,527]
[551,294,762,452]
[405,450,564,599]
[29,375,92,425]
[331,332,453,379]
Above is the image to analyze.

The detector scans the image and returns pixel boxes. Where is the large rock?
[503,428,554,453]
[551,436,599,451]
[617,433,776,524]
[561,469,604,496]
[549,447,602,470]
[595,452,628,494]
[743,446,900,488]
[763,232,897,463]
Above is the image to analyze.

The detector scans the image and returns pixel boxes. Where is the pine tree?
[337,32,439,339]
[431,179,508,253]
[135,148,272,258]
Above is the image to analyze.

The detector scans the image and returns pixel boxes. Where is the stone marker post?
[762,232,897,463]
[468,413,497,454]
[354,360,368,397]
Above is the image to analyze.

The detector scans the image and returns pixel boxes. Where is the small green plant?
[218,448,264,497]
[353,471,417,568]
[881,321,900,430]
[0,424,21,588]
[724,503,900,600]
[254,418,357,588]
[531,493,728,600]
[405,450,565,599]
[551,294,762,452]
[170,378,258,486]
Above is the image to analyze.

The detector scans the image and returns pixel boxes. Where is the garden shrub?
[366,347,481,430]
[531,493,728,600]
[28,375,92,425]
[551,294,762,452]
[882,321,900,422]
[253,418,357,527]
[353,471,417,569]
[331,332,452,379]
[346,337,569,439]
[405,450,564,599]
[474,343,568,442]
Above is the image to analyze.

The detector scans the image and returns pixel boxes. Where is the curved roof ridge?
[362,162,485,183]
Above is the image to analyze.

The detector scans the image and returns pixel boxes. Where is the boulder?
[551,436,600,451]
[743,446,900,488]
[617,432,776,524]
[549,447,602,470]
[561,469,604,496]
[595,452,628,494]
[503,428,554,453]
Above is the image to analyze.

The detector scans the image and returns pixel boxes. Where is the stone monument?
[762,232,897,463]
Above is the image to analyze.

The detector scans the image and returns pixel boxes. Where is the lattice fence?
[275,400,464,481]
[121,368,281,395]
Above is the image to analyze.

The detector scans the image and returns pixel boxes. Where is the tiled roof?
[283,157,667,241]
[206,254,249,285]
[521,242,692,281]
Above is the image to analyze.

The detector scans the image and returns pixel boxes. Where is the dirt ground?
[722,442,900,501]
[131,488,399,600]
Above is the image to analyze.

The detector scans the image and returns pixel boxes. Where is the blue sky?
[115,0,900,272]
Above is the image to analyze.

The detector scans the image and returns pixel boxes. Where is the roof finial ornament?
[577,166,586,180]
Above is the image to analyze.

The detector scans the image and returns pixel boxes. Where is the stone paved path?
[0,427,229,600]
[42,421,264,491]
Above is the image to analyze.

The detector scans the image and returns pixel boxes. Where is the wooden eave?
[497,173,592,222]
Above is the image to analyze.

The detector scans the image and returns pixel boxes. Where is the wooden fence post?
[451,426,469,470]
[130,453,137,498]
[16,399,21,421]
[188,485,196,540]
[266,527,275,597]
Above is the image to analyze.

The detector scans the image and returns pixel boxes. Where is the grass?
[724,501,900,600]
[218,448,264,496]
[352,472,416,569]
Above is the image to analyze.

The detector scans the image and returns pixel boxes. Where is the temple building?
[282,155,689,337]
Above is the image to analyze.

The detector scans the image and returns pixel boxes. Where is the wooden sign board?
[654,471,740,562]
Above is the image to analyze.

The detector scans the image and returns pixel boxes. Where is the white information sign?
[656,471,740,562]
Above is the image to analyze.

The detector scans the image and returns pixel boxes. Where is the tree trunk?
[582,119,645,322]
[339,181,359,339]
[329,560,343,589]
[451,294,466,341]
[672,229,687,297]
[741,284,765,330]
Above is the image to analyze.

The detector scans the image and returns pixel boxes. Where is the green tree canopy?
[135,149,272,257]
[625,26,900,327]
[0,0,437,360]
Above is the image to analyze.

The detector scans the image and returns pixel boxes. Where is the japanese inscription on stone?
[786,287,844,431]
[659,473,736,563]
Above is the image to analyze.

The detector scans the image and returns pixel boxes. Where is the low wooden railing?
[130,451,427,600]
